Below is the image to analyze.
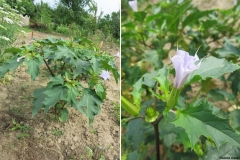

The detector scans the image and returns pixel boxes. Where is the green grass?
[21,26,33,33]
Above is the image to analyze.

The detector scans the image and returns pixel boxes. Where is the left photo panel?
[0,0,120,159]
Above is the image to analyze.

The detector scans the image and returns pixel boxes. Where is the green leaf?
[182,9,212,28]
[49,75,65,86]
[95,84,106,100]
[131,77,144,107]
[228,70,240,96]
[0,57,23,78]
[186,56,240,85]
[43,85,67,113]
[153,67,170,100]
[208,88,235,102]
[215,41,240,58]
[142,70,158,87]
[4,47,22,54]
[163,133,177,148]
[90,56,101,73]
[201,142,240,160]
[65,84,79,106]
[54,45,76,63]
[171,101,240,148]
[73,59,91,78]
[144,50,162,69]
[77,88,102,123]
[175,129,192,151]
[26,57,43,81]
[126,119,144,150]
[32,88,46,116]
[128,150,141,160]
[229,109,240,130]
[60,108,68,123]
[134,11,147,23]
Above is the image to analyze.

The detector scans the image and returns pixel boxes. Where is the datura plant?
[0,37,119,124]
[121,47,240,159]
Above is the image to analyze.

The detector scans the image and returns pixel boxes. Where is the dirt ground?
[0,31,120,160]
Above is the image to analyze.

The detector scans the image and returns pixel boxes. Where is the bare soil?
[0,31,120,160]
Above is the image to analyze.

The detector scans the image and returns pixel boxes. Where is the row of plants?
[122,0,240,159]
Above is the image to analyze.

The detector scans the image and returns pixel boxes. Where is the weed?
[80,146,93,159]
[52,129,64,137]
[112,102,120,124]
[10,119,31,139]
[0,74,12,84]
[90,129,97,134]
[9,106,24,115]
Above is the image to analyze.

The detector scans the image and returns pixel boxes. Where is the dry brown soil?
[0,31,120,160]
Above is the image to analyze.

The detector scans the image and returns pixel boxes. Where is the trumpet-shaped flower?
[100,70,110,81]
[128,0,137,12]
[171,48,202,88]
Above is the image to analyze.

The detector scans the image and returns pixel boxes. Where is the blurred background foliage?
[121,0,240,159]
[3,0,120,39]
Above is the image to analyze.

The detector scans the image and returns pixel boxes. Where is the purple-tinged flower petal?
[100,70,110,81]
[115,52,120,58]
[128,0,138,12]
[171,48,202,88]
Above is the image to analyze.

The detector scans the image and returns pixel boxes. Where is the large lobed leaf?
[153,66,170,100]
[130,77,144,108]
[54,45,77,64]
[75,88,102,123]
[32,88,46,116]
[186,56,240,85]
[201,142,240,160]
[43,85,68,113]
[26,56,43,81]
[171,101,240,149]
[0,57,23,78]
[73,59,91,78]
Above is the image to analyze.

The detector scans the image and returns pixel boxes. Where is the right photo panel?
[121,0,240,159]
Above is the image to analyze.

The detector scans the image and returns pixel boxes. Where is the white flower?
[0,10,9,15]
[3,17,14,24]
[17,56,25,62]
[10,8,19,13]
[0,7,3,10]
[99,70,110,81]
[0,36,10,41]
[115,52,120,58]
[20,30,27,35]
[171,48,202,88]
[129,0,138,12]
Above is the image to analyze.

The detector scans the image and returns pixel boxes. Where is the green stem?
[121,96,140,116]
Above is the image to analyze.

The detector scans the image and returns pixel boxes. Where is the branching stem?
[43,59,55,77]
